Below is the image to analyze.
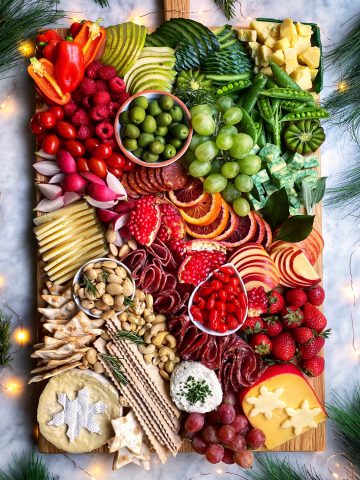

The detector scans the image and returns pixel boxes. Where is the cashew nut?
[144,331,153,344]
[150,323,166,336]
[152,331,169,347]
[158,346,175,360]
[154,314,166,324]
[165,334,177,349]
[165,360,175,373]
[121,321,132,331]
[160,369,170,381]
[158,361,165,370]
[144,352,157,364]
[138,344,156,355]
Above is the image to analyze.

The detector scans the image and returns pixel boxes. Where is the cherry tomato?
[93,144,112,160]
[198,286,213,297]
[43,134,60,155]
[109,167,123,178]
[64,140,86,157]
[229,277,240,288]
[77,158,90,173]
[218,290,227,302]
[190,305,203,323]
[70,21,83,37]
[209,310,220,329]
[215,301,226,314]
[48,105,64,121]
[226,303,237,313]
[38,111,56,129]
[211,280,223,291]
[85,137,101,154]
[206,294,216,311]
[57,121,76,139]
[30,113,44,135]
[217,323,228,333]
[106,152,126,169]
[220,266,236,276]
[122,158,135,171]
[36,133,47,148]
[226,315,238,330]
[88,157,107,178]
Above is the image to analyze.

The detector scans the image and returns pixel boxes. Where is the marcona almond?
[94,361,105,374]
[83,263,94,272]
[101,309,116,320]
[96,282,106,296]
[115,266,127,279]
[78,287,86,299]
[101,261,117,269]
[80,299,95,310]
[85,269,97,281]
[86,348,97,365]
[107,273,123,284]
[128,239,137,250]
[95,300,110,311]
[102,293,115,306]
[91,307,103,316]
[123,278,134,296]
[106,283,123,296]
[109,244,118,256]
[118,244,130,257]
[105,229,116,243]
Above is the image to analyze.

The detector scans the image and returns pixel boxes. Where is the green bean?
[280,100,314,112]
[269,59,301,90]
[216,79,252,96]
[260,88,314,102]
[280,108,330,122]
[239,107,258,143]
[257,97,274,123]
[242,73,268,114]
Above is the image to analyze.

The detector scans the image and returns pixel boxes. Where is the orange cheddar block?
[239,364,326,449]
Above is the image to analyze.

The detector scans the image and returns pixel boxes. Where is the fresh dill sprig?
[81,273,97,297]
[213,0,237,20]
[0,452,58,480]
[116,331,144,345]
[101,354,128,386]
[172,86,217,108]
[0,310,12,368]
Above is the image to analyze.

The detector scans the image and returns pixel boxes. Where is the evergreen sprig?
[172,86,217,108]
[0,309,12,368]
[0,452,58,480]
[94,0,110,6]
[243,456,325,480]
[0,0,64,78]
[213,0,237,20]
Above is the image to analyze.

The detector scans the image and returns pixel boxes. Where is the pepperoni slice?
[160,162,187,190]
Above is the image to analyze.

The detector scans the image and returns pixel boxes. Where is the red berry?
[241,316,264,334]
[90,104,109,122]
[285,288,308,307]
[93,90,111,105]
[71,108,90,127]
[281,306,304,329]
[306,286,325,306]
[292,326,314,344]
[267,290,285,314]
[85,60,102,79]
[77,125,93,141]
[95,79,109,92]
[263,316,283,337]
[109,76,126,93]
[249,333,272,356]
[298,335,325,360]
[98,64,117,80]
[271,331,296,362]
[96,122,114,140]
[300,356,325,377]
[79,77,97,96]
[302,303,327,333]
[63,100,78,118]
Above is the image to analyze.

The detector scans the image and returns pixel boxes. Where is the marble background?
[0,0,359,478]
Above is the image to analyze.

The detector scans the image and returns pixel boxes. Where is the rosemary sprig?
[0,310,12,368]
[81,273,97,297]
[101,271,109,283]
[123,297,134,307]
[172,86,217,108]
[101,354,128,386]
[213,0,237,20]
[94,0,109,6]
[116,331,144,345]
[0,452,59,480]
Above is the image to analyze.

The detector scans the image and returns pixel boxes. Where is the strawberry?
[281,306,303,329]
[285,288,307,307]
[302,303,327,333]
[241,316,264,334]
[271,332,296,362]
[250,333,272,356]
[298,335,325,360]
[263,316,283,338]
[292,326,314,344]
[300,356,325,377]
[306,286,325,306]
[267,291,285,314]
[247,287,268,316]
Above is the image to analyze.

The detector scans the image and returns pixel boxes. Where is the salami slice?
[146,238,172,266]
[134,168,151,194]
[121,249,147,279]
[121,173,139,199]
[160,162,187,190]
[199,336,222,370]
[142,168,159,193]
[154,289,182,314]
[139,264,163,293]
[155,168,165,190]
[127,169,144,195]
[163,273,177,291]
[148,168,164,191]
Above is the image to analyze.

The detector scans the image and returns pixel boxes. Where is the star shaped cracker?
[246,385,286,419]
[281,399,322,435]
[108,411,143,455]
[113,443,151,471]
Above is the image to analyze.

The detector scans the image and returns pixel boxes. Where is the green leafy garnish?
[101,354,128,386]
[0,452,59,480]
[116,331,144,345]
[123,297,134,307]
[81,273,97,297]
[302,177,327,215]
[172,86,216,108]
[94,0,109,6]
[180,376,212,405]
[0,309,12,367]
[101,271,109,283]
[213,0,237,19]
[275,215,315,242]
[244,455,324,480]
[262,188,290,230]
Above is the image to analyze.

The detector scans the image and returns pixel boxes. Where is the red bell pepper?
[54,40,85,93]
[28,57,71,105]
[70,20,85,38]
[73,18,106,67]
[43,39,59,62]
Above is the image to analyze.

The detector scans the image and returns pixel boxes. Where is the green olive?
[170,105,183,122]
[154,126,168,136]
[141,115,157,134]
[142,151,159,163]
[148,99,162,117]
[123,138,138,151]
[119,110,131,125]
[131,95,148,110]
[156,112,173,127]
[133,147,144,158]
[123,124,140,139]
[138,133,155,148]
[149,140,165,155]
[155,136,166,145]
[129,106,146,124]
[172,123,189,140]
[159,95,174,111]
[163,144,177,159]
[169,138,182,149]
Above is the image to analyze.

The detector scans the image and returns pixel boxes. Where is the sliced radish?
[35,149,56,160]
[81,172,106,185]
[114,199,136,213]
[64,192,81,206]
[37,183,63,200]
[33,161,61,176]
[97,208,118,223]
[106,172,127,198]
[87,183,118,201]
[56,149,77,173]
[112,212,130,231]
[49,173,65,184]
[113,229,124,247]
[34,196,64,212]
[85,196,117,209]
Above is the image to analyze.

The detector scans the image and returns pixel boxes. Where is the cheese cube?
[287,152,305,172]
[265,36,276,49]
[258,45,273,66]
[248,41,260,58]
[296,35,312,55]
[284,48,298,75]
[274,37,290,52]
[238,29,257,42]
[296,22,313,37]
[260,66,273,76]
[270,49,285,66]
[263,181,278,195]
[280,18,298,46]
[299,46,321,68]
[310,68,318,81]
[291,66,312,90]
[259,143,281,162]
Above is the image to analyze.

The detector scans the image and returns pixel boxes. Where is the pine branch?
[93,0,110,6]
[0,452,58,480]
[243,456,325,480]
[0,309,12,368]
[213,0,237,20]
[0,0,65,78]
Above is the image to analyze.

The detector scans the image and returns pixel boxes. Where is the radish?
[35,149,56,160]
[81,172,106,185]
[49,173,65,184]
[38,183,63,200]
[106,171,127,198]
[85,196,117,209]
[97,209,118,223]
[112,212,130,231]
[34,196,64,212]
[33,161,61,176]
[62,173,87,192]
[56,149,77,173]
[114,199,136,213]
[87,183,118,202]
[64,192,81,205]
[113,229,124,247]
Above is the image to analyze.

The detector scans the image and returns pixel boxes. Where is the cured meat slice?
[163,273,177,292]
[160,163,188,190]
[199,336,222,370]
[154,290,181,314]
[155,168,165,190]
[147,168,164,191]
[147,238,171,266]
[139,264,163,293]
[127,169,144,195]
[121,173,139,199]
[121,249,147,279]
[142,168,159,193]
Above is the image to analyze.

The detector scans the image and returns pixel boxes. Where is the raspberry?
[81,96,92,110]
[77,125,93,140]
[108,101,121,118]
[96,122,114,140]
[90,104,109,122]
[71,108,90,127]
[111,91,130,104]
[86,60,102,79]
[93,91,111,105]
[79,77,97,96]
[95,80,109,92]
[109,76,126,94]
[103,138,118,150]
[72,90,83,104]
[63,100,78,117]
[98,64,117,80]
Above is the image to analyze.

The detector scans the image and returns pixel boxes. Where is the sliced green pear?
[119,25,147,76]
[131,73,176,93]
[101,26,116,63]
[141,46,175,55]
[129,68,176,92]
[125,62,175,89]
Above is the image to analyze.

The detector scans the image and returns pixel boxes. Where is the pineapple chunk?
[280,18,298,46]
[258,45,273,66]
[260,66,273,76]
[264,37,276,49]
[291,66,312,90]
[284,48,298,75]
[299,46,321,68]
[238,29,257,42]
[296,35,312,55]
[310,68,318,81]
[274,37,290,52]
[250,20,279,42]
[248,41,260,58]
[270,49,285,66]
[296,22,313,37]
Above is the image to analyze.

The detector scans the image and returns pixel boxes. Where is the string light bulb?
[14,328,30,345]
[18,40,35,58]
[337,80,349,92]
[3,378,23,395]
[131,15,144,26]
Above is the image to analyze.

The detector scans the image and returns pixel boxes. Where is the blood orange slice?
[179,192,222,226]
[252,212,266,244]
[185,201,229,239]
[214,206,239,241]
[219,211,257,248]
[168,177,207,207]
[262,218,273,250]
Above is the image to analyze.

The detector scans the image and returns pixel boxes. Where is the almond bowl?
[114,90,193,168]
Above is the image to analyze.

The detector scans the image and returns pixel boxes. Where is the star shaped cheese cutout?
[281,399,322,436]
[246,385,286,419]
[47,387,106,442]
[108,411,143,455]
